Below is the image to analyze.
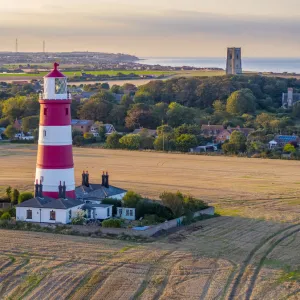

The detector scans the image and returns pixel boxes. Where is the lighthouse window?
[44,108,47,116]
[50,210,56,221]
[55,78,67,94]
[43,130,46,137]
[65,108,69,115]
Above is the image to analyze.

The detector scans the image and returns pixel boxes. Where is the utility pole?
[43,40,45,53]
[15,38,18,53]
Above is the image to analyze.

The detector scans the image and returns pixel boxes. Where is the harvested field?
[0,217,299,299]
[0,144,299,299]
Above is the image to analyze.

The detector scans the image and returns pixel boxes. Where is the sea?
[140,57,300,74]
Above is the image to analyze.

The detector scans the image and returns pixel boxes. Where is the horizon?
[2,0,300,57]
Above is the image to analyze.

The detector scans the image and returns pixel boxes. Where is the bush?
[101,198,122,216]
[83,132,94,139]
[0,212,11,220]
[102,219,122,228]
[18,192,34,204]
[123,191,142,208]
[140,214,166,226]
[183,195,208,213]
[135,199,173,220]
[106,132,122,149]
[119,134,141,150]
[11,189,20,205]
[71,209,86,225]
[159,191,185,218]
[73,135,85,146]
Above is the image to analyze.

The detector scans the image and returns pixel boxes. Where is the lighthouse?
[35,63,76,199]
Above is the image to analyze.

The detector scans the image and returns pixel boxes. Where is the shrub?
[0,212,11,220]
[18,192,34,204]
[135,199,173,220]
[119,134,141,150]
[106,132,122,149]
[73,135,85,146]
[83,132,94,139]
[101,198,122,216]
[183,195,208,213]
[102,219,122,228]
[159,191,185,218]
[123,191,142,208]
[11,189,20,205]
[140,214,166,226]
[71,209,86,225]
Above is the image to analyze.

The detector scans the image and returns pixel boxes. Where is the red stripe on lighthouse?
[43,190,76,199]
[37,145,74,169]
[39,101,72,126]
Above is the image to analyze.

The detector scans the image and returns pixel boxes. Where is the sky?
[1,0,300,57]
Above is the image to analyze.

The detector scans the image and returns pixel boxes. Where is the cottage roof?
[201,125,224,131]
[82,203,113,210]
[132,128,157,136]
[75,184,126,200]
[16,197,83,209]
[71,119,93,126]
[274,135,299,143]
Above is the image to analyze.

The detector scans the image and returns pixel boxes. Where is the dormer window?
[55,78,67,94]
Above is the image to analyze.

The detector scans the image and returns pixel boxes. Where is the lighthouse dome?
[43,63,69,100]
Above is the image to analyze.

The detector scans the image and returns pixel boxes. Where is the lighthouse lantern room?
[35,63,76,199]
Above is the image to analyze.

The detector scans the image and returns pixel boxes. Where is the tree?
[167,102,196,127]
[106,132,122,149]
[73,135,85,146]
[133,91,154,105]
[292,102,300,118]
[255,113,276,130]
[159,191,184,218]
[125,103,158,129]
[175,134,198,152]
[108,105,126,128]
[110,85,123,94]
[157,125,173,135]
[123,191,142,208]
[4,125,17,139]
[154,135,176,151]
[174,124,201,138]
[11,189,20,205]
[213,100,226,112]
[222,131,246,154]
[284,144,296,153]
[6,186,12,201]
[79,91,115,122]
[119,134,141,150]
[101,83,110,90]
[18,192,34,204]
[22,115,39,133]
[226,89,256,115]
[120,94,134,108]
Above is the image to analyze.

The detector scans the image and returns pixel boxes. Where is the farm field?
[0,144,300,223]
[0,144,299,299]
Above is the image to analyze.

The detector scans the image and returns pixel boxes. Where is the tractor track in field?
[245,227,300,300]
[227,223,300,300]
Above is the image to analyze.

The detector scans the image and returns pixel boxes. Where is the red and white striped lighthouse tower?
[35,62,76,199]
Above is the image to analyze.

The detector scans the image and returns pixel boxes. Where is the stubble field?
[0,144,299,299]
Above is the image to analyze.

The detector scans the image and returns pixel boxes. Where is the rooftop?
[17,197,83,209]
[75,184,126,200]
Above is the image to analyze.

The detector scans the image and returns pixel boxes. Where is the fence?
[0,203,12,210]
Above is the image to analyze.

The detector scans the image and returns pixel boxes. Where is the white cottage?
[16,197,84,224]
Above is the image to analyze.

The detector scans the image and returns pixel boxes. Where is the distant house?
[116,207,136,221]
[201,125,224,137]
[14,118,22,131]
[273,135,299,147]
[90,123,116,137]
[190,144,218,153]
[282,88,300,108]
[216,126,254,143]
[71,119,94,134]
[132,128,157,137]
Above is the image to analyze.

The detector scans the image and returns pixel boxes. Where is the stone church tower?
[226,47,242,75]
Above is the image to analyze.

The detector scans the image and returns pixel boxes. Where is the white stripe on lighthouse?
[35,168,75,192]
[38,125,72,146]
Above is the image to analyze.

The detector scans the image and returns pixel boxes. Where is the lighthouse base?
[43,190,76,199]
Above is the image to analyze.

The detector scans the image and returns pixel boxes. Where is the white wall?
[112,192,126,200]
[94,206,112,220]
[16,205,82,224]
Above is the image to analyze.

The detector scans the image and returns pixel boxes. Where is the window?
[50,210,56,221]
[118,208,122,216]
[87,209,91,218]
[129,210,133,217]
[69,210,72,219]
[107,207,110,217]
[26,210,32,220]
[43,130,46,137]
[126,209,129,216]
[65,108,69,116]
[44,108,47,116]
[55,78,67,94]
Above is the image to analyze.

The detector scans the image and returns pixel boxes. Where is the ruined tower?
[226,47,242,75]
